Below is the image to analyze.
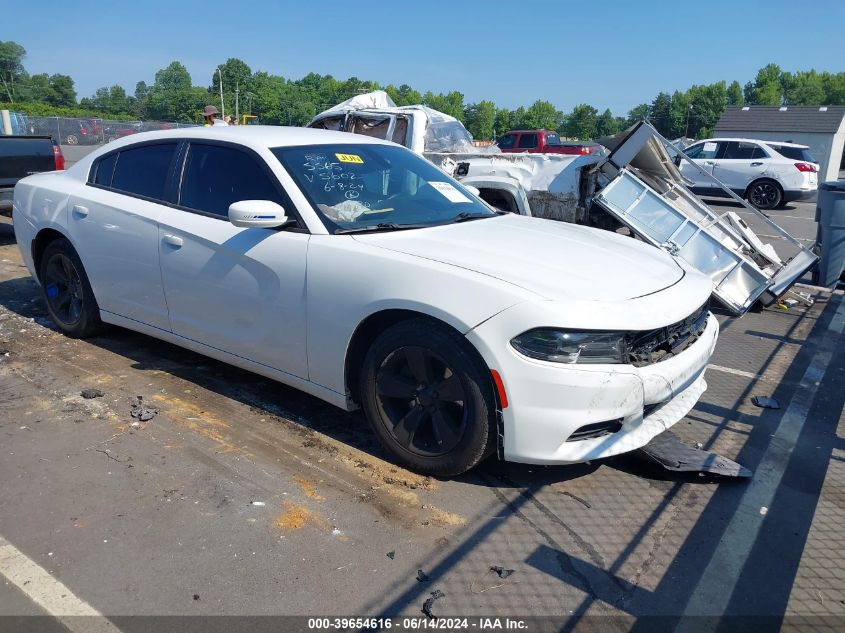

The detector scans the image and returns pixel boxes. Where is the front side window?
[179,143,284,218]
[273,143,494,232]
[110,143,177,200]
[518,133,538,149]
[496,133,517,150]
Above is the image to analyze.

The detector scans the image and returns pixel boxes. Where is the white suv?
[678,138,818,210]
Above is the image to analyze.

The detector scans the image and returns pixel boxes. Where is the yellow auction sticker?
[336,153,364,164]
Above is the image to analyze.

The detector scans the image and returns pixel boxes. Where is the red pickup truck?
[495,130,598,155]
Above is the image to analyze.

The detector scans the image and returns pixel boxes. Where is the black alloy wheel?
[39,238,103,338]
[747,180,782,210]
[360,318,496,476]
[375,346,468,457]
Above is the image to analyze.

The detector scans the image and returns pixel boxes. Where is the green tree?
[626,103,649,126]
[145,61,203,122]
[463,100,496,140]
[564,104,598,140]
[649,92,672,136]
[423,91,465,121]
[727,80,744,106]
[49,74,76,107]
[595,108,621,137]
[0,40,27,102]
[748,63,784,105]
[494,107,511,137]
[524,99,561,130]
[784,70,825,105]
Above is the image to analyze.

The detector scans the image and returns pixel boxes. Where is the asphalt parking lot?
[1,183,843,630]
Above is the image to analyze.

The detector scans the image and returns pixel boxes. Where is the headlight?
[510,329,627,364]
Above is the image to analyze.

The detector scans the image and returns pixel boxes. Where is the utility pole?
[218,67,225,118]
[685,104,693,138]
[235,82,239,122]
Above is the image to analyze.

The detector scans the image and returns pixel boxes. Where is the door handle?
[72,204,89,217]
[162,234,183,248]
[751,162,763,166]
[704,161,715,166]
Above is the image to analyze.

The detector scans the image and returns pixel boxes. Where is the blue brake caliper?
[46,283,59,298]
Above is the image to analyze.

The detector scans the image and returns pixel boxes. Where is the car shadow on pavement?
[0,221,16,247]
[357,292,845,628]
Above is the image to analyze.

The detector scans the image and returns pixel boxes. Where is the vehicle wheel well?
[32,228,69,274]
[478,188,519,214]
[744,177,782,197]
[345,310,495,408]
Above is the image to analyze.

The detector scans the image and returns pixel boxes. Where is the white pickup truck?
[309,94,817,315]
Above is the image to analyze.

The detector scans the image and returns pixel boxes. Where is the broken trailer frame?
[446,121,818,315]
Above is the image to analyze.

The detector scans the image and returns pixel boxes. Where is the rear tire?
[746,179,782,210]
[38,238,103,338]
[360,319,496,476]
[65,134,79,145]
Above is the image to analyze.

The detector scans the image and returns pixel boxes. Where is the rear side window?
[93,153,117,186]
[496,133,517,150]
[518,133,538,149]
[179,143,283,218]
[110,143,177,200]
[770,145,816,162]
[721,142,767,160]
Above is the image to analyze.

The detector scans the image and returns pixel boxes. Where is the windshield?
[273,143,494,232]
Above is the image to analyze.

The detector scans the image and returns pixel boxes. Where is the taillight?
[52,144,65,170]
[581,146,592,154]
[795,162,816,173]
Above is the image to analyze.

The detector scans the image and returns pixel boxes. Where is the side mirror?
[228,200,289,228]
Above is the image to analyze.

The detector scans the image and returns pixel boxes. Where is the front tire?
[39,238,103,338]
[746,179,782,210]
[360,319,496,476]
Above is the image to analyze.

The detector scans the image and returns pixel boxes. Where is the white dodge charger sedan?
[13,127,719,475]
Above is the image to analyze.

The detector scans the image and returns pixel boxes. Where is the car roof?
[68,125,394,177]
[699,137,810,149]
[114,125,388,148]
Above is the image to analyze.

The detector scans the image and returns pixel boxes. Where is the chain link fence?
[4,113,198,146]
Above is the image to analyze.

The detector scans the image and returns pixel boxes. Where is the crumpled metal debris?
[386,551,395,560]
[490,566,514,579]
[752,396,781,409]
[130,396,158,422]
[422,590,445,619]
[80,388,104,399]
[416,569,430,582]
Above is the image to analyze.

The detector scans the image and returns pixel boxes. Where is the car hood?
[353,214,685,302]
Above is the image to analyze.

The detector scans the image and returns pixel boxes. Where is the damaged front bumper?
[467,311,719,465]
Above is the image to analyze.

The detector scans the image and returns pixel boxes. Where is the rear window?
[110,143,177,200]
[770,145,816,163]
[545,132,562,145]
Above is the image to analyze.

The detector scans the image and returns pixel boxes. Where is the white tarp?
[319,90,397,114]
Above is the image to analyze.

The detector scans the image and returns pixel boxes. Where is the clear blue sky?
[8,0,845,114]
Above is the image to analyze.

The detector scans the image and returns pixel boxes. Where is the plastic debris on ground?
[130,395,158,422]
[80,388,104,399]
[421,590,445,619]
[386,551,395,560]
[752,396,781,409]
[638,430,753,478]
[490,566,514,579]
[416,569,430,582]
[250,501,266,507]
